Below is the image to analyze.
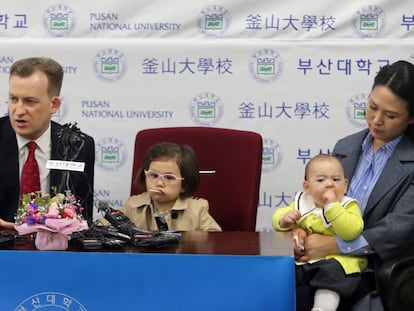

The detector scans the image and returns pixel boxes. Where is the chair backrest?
[131,127,263,231]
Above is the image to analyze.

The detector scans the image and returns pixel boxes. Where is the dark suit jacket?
[0,116,95,223]
[333,128,414,266]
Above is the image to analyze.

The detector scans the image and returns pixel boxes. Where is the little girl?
[100,142,221,232]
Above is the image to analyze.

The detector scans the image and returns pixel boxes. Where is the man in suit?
[0,57,95,228]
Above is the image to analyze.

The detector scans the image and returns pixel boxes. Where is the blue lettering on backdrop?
[297,57,390,75]
[89,12,181,31]
[0,56,14,73]
[103,199,124,208]
[81,100,174,118]
[142,57,233,75]
[82,110,125,118]
[238,101,330,119]
[401,14,414,31]
[94,189,124,208]
[90,23,132,30]
[90,13,119,20]
[94,189,110,196]
[90,22,181,31]
[0,66,11,73]
[258,191,292,209]
[81,110,174,118]
[125,110,174,118]
[0,56,14,63]
[62,66,77,74]
[245,14,336,32]
[82,100,110,108]
[134,23,181,31]
[297,148,332,164]
[0,13,28,29]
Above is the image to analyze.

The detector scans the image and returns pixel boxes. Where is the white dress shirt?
[17,124,52,195]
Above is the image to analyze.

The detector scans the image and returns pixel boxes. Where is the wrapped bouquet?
[14,190,88,250]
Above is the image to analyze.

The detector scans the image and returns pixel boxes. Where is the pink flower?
[15,191,84,226]
[46,203,60,216]
[61,207,76,218]
[34,212,42,221]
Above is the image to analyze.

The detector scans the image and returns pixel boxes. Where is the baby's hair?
[135,142,200,198]
[304,154,344,181]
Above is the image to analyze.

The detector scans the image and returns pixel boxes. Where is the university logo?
[249,49,283,84]
[52,96,68,123]
[190,92,223,126]
[96,137,127,172]
[351,5,386,38]
[345,93,369,128]
[198,5,231,38]
[93,48,128,83]
[43,4,76,37]
[15,292,87,310]
[262,138,283,173]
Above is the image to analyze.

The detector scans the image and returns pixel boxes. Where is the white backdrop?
[1,0,413,230]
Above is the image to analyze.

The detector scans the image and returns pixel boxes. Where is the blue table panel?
[2,250,294,311]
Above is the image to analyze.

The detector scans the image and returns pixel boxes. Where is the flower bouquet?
[14,190,88,250]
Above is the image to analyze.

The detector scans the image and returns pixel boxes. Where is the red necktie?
[21,141,41,195]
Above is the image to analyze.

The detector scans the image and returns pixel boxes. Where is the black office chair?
[336,255,414,311]
[377,253,414,311]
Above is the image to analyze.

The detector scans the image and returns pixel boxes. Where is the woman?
[295,60,414,311]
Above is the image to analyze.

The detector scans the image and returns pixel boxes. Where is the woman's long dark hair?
[373,60,414,139]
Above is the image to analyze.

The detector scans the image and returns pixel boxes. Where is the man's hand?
[296,233,339,262]
[0,218,15,229]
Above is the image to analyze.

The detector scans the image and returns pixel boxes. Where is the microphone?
[97,200,111,215]
[55,122,90,223]
[56,122,86,192]
[171,211,178,219]
[56,122,85,161]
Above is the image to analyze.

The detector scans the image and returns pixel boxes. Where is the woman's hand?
[296,233,339,262]
[292,227,307,259]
